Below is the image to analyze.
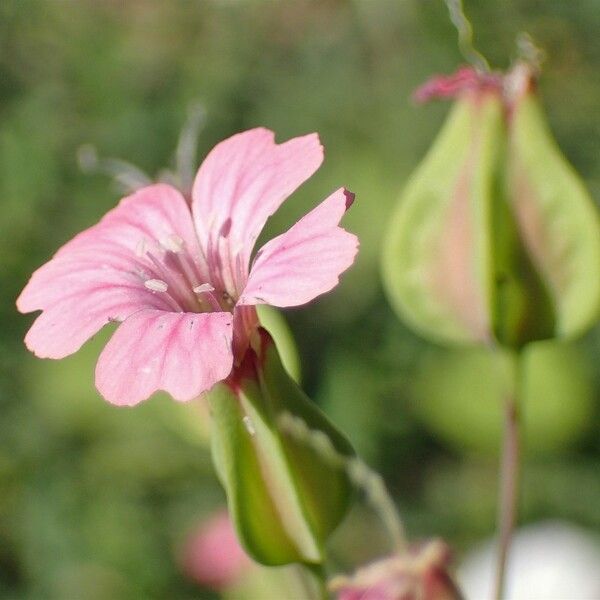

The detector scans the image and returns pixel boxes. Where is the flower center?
[134,234,232,313]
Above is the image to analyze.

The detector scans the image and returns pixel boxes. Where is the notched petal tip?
[242,126,322,151]
[21,303,111,361]
[15,285,33,314]
[342,189,356,209]
[238,186,359,308]
[322,187,357,222]
[23,327,63,360]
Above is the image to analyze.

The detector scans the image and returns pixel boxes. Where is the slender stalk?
[444,0,490,72]
[278,412,408,554]
[300,563,328,600]
[493,352,522,600]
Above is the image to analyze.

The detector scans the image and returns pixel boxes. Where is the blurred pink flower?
[330,540,461,600]
[181,510,251,590]
[17,128,357,406]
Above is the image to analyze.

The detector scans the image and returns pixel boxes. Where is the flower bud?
[383,71,504,346]
[503,64,600,341]
[208,329,354,566]
[383,65,600,348]
[329,539,462,600]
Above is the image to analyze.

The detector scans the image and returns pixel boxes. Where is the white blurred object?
[458,521,600,600]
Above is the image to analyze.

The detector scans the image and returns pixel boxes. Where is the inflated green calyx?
[383,64,600,349]
[209,329,354,566]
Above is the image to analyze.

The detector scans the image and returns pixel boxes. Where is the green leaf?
[209,331,353,567]
[382,92,503,345]
[506,92,600,339]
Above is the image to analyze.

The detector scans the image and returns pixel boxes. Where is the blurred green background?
[1,0,599,598]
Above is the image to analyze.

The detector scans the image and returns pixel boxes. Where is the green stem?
[301,563,328,600]
[346,459,408,554]
[493,352,522,600]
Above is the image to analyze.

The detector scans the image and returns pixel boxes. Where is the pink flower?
[329,541,461,600]
[17,128,358,406]
[180,510,252,590]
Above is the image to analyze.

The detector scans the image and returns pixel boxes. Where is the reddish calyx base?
[413,66,503,104]
[413,64,538,112]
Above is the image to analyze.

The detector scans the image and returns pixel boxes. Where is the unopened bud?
[209,329,354,566]
[383,64,600,349]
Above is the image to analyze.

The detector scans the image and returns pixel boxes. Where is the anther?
[193,283,215,294]
[144,279,169,292]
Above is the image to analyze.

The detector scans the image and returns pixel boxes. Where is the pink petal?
[17,184,201,358]
[238,188,358,307]
[191,128,323,294]
[21,273,168,359]
[95,309,233,406]
[58,183,200,260]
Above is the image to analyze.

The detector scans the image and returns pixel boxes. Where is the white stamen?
[231,241,244,256]
[144,279,168,292]
[134,267,151,281]
[135,237,148,257]
[206,212,218,230]
[242,415,256,436]
[193,283,215,294]
[161,234,184,253]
